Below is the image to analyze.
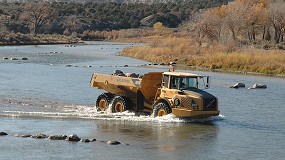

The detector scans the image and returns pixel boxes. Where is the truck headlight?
[174,98,180,106]
[192,99,198,108]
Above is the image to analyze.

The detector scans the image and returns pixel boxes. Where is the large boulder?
[0,132,8,136]
[65,134,81,141]
[229,83,246,89]
[248,84,267,89]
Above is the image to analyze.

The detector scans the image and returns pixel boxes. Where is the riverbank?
[119,36,285,77]
[1,31,284,77]
[0,34,80,46]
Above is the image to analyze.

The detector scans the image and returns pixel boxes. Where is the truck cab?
[153,72,219,118]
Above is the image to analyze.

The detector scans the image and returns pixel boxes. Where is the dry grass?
[120,36,285,75]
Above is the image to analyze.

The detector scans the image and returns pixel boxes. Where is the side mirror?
[205,77,211,89]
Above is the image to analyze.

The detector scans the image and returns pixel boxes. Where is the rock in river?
[229,83,245,89]
[80,138,96,142]
[31,133,47,139]
[0,132,8,136]
[48,135,67,140]
[107,141,121,145]
[248,84,267,89]
[15,134,32,138]
[65,134,81,141]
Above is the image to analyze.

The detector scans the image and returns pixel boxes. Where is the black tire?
[110,96,130,113]
[95,93,113,111]
[153,102,172,117]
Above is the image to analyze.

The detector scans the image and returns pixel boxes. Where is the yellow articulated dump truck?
[90,70,219,118]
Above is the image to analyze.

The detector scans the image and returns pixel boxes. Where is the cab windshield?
[170,76,198,90]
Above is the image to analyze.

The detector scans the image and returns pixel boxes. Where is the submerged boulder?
[229,83,246,89]
[14,134,31,138]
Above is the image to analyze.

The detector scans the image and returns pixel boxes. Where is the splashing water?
[1,103,224,123]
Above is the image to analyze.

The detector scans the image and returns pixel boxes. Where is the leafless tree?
[268,0,285,43]
[21,2,55,36]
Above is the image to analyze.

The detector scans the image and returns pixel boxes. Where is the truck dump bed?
[90,72,163,106]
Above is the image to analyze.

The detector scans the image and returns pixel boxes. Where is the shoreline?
[0,41,82,46]
[172,64,285,78]
[133,59,285,78]
[1,40,284,78]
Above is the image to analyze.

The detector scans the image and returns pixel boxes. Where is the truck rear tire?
[96,93,113,111]
[153,102,172,117]
[110,96,130,113]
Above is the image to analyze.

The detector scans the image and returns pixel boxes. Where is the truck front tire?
[96,93,113,111]
[153,102,172,117]
[110,96,130,113]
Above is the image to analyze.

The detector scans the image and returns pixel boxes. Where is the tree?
[21,2,55,36]
[268,0,285,43]
[237,0,268,41]
[153,22,165,32]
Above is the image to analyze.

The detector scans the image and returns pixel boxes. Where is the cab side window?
[171,76,179,89]
[163,75,169,88]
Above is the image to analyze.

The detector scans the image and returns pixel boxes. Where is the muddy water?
[0,42,284,160]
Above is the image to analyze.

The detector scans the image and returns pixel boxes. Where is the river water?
[0,42,284,160]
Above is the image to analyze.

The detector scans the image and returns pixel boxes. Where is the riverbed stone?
[0,132,8,135]
[31,134,47,139]
[48,135,67,140]
[10,58,18,60]
[15,134,31,138]
[80,138,96,142]
[65,134,81,141]
[80,139,91,142]
[106,141,121,145]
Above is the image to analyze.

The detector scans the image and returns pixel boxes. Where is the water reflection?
[95,120,219,156]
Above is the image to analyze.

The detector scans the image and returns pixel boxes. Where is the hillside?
[0,0,230,38]
[0,0,230,4]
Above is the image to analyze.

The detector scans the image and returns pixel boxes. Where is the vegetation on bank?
[0,33,79,45]
[120,36,285,75]
[119,0,285,76]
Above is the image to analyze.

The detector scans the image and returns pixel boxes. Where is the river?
[0,42,284,160]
